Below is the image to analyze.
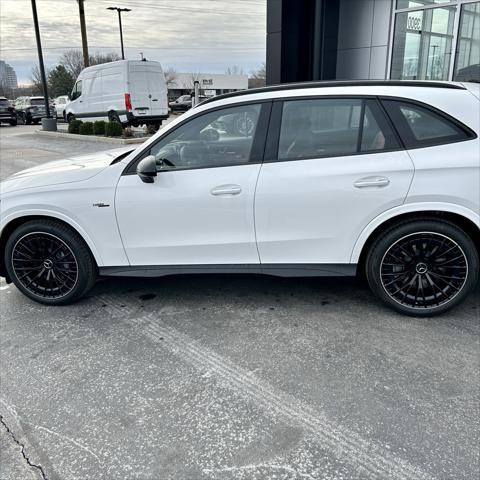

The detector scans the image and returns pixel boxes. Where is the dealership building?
[168,73,248,99]
[266,0,479,84]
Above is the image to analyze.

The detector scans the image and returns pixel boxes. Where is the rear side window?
[381,100,473,148]
[278,98,399,161]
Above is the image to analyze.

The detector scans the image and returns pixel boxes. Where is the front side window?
[278,98,399,161]
[71,81,82,100]
[148,103,262,170]
[382,99,473,148]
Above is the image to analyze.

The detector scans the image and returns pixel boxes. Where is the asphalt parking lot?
[0,124,479,480]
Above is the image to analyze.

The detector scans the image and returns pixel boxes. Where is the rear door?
[128,64,153,118]
[254,97,415,265]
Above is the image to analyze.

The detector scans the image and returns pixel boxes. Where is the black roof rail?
[198,80,466,107]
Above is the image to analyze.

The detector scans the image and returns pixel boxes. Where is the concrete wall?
[336,0,394,80]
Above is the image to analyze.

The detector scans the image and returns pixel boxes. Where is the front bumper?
[0,113,16,122]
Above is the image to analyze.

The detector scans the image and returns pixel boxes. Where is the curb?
[35,129,148,145]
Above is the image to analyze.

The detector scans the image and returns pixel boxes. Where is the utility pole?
[78,0,89,67]
[107,7,131,60]
[31,0,56,130]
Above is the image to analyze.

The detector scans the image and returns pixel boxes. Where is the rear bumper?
[126,112,169,124]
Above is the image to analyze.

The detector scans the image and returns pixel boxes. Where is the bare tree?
[181,72,201,91]
[225,65,245,76]
[30,65,47,95]
[248,62,266,88]
[59,49,121,79]
[59,50,85,79]
[164,67,178,87]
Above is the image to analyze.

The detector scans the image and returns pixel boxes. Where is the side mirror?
[136,155,157,183]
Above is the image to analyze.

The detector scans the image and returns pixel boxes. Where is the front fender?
[1,207,105,266]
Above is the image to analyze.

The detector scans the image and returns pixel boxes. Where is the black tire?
[25,116,32,125]
[33,119,40,125]
[5,220,97,305]
[108,111,122,124]
[67,114,75,124]
[9,119,17,126]
[366,219,479,317]
[17,113,26,125]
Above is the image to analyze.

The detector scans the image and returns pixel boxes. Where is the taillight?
[124,93,132,111]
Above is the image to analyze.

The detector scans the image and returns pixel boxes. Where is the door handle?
[354,176,390,188]
[211,185,242,196]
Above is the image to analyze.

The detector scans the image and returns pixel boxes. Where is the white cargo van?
[65,60,168,127]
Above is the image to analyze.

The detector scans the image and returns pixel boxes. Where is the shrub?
[93,120,106,135]
[123,126,134,138]
[105,121,123,137]
[79,121,94,135]
[68,119,83,134]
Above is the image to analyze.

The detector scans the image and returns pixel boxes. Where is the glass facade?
[391,0,480,81]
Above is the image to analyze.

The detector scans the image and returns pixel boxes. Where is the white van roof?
[79,59,162,76]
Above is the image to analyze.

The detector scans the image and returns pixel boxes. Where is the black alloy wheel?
[5,220,97,305]
[366,220,478,316]
[11,232,79,299]
[380,232,467,309]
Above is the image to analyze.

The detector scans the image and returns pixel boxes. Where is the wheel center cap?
[43,259,53,269]
[416,262,428,275]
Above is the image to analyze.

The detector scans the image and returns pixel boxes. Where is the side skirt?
[99,264,357,278]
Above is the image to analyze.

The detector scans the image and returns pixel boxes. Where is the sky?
[0,0,266,84]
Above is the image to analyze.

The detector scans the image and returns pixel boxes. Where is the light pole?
[107,7,131,60]
[78,0,89,67]
[31,0,56,131]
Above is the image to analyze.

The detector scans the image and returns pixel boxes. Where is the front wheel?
[5,220,97,305]
[366,219,479,317]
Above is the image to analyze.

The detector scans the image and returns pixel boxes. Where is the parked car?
[1,80,479,316]
[53,95,69,120]
[15,96,47,125]
[64,59,169,128]
[169,95,192,112]
[0,96,17,126]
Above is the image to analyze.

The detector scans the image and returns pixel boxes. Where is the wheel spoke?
[12,233,78,299]
[380,232,467,310]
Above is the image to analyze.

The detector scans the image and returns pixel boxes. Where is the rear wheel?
[5,220,97,305]
[366,219,478,316]
[17,113,26,125]
[33,119,40,125]
[9,119,17,126]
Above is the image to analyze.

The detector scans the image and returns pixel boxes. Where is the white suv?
[1,81,478,316]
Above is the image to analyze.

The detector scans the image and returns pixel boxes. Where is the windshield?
[30,98,45,106]
[0,99,9,106]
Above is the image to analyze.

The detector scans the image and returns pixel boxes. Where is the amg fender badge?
[93,203,110,208]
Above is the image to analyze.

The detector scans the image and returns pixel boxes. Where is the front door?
[115,102,269,266]
[255,97,415,265]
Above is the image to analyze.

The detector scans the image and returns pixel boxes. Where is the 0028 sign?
[407,14,422,31]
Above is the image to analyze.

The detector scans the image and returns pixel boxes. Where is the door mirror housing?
[137,155,157,183]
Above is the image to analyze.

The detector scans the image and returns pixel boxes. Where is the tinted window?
[30,98,44,106]
[148,104,262,170]
[382,99,472,148]
[0,99,9,106]
[278,98,399,160]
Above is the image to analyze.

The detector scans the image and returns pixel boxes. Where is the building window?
[391,5,456,80]
[397,1,451,8]
[454,2,480,81]
[391,0,480,81]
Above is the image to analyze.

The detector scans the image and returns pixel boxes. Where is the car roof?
[199,80,466,108]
